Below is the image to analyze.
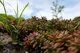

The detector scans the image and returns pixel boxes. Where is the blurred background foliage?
[0,13,80,53]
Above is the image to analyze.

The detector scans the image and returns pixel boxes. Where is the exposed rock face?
[0,44,25,53]
[0,32,12,45]
[0,32,25,53]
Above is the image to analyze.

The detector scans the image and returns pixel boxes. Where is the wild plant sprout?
[0,0,29,44]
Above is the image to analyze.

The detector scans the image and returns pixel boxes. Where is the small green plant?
[0,0,29,45]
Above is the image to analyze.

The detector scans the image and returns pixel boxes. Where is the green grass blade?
[19,3,29,18]
[17,2,19,18]
[0,0,7,15]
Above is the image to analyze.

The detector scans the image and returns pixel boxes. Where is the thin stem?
[0,0,7,15]
[17,2,18,18]
[19,3,29,18]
